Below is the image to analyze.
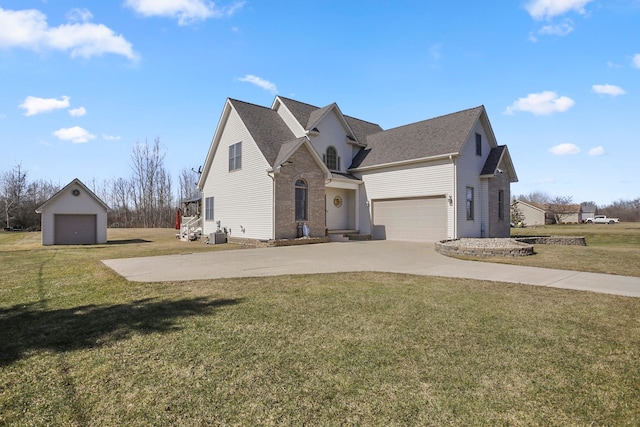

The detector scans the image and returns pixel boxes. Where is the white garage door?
[372,197,447,242]
[54,214,97,245]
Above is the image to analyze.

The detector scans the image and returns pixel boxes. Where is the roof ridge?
[275,96,321,110]
[344,114,381,127]
[229,98,273,111]
[383,105,484,133]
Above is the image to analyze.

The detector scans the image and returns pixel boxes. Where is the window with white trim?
[324,146,340,170]
[229,142,242,171]
[205,197,214,221]
[466,187,474,220]
[498,190,504,220]
[475,133,482,156]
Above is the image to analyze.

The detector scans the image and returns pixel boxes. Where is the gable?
[198,99,295,188]
[36,178,109,213]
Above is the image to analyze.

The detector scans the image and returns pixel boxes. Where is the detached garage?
[36,178,110,246]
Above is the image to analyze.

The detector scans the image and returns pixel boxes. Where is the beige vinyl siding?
[274,101,306,138]
[456,121,492,238]
[202,108,274,240]
[358,159,455,239]
[307,110,351,173]
[517,202,546,225]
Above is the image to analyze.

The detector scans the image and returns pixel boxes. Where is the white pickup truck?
[585,215,619,224]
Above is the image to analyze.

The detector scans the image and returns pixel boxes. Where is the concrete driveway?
[102,240,640,297]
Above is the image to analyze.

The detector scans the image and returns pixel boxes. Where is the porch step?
[346,233,371,241]
[327,229,371,242]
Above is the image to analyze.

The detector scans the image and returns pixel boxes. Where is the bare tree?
[516,191,551,205]
[600,198,640,222]
[1,164,28,229]
[547,195,575,224]
[129,138,175,227]
[178,167,200,201]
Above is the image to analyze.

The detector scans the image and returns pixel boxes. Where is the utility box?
[210,232,227,244]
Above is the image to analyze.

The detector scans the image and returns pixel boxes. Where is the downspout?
[267,169,276,240]
[450,154,457,239]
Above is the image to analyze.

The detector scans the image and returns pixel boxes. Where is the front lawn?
[1,229,639,425]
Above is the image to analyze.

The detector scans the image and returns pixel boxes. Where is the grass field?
[505,222,640,277]
[1,228,639,425]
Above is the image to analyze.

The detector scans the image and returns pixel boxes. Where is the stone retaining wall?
[435,240,535,257]
[226,236,329,248]
[514,236,586,246]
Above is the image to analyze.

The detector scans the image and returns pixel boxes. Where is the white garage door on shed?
[54,214,97,245]
[372,196,447,242]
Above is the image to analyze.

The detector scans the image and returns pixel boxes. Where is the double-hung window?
[205,197,214,221]
[229,142,242,171]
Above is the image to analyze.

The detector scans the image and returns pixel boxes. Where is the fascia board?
[349,152,458,173]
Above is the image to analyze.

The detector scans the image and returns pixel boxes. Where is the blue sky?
[1,0,638,205]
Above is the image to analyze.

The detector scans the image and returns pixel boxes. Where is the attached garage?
[372,196,447,242]
[36,178,110,246]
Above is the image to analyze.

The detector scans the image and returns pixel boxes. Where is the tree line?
[1,138,200,230]
[513,191,640,223]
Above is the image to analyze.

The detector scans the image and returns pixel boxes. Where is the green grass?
[490,223,640,277]
[1,229,639,425]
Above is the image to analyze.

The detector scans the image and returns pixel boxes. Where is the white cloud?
[69,106,87,116]
[504,91,575,115]
[589,146,605,156]
[66,8,93,23]
[549,143,580,155]
[53,126,95,143]
[538,21,574,36]
[20,95,70,116]
[238,74,278,94]
[592,84,626,96]
[102,134,121,141]
[632,54,640,69]
[526,0,593,20]
[125,0,244,25]
[0,7,137,60]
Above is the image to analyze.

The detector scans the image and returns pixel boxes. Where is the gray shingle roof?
[350,106,485,169]
[230,99,295,166]
[277,97,383,145]
[276,97,318,130]
[480,145,506,176]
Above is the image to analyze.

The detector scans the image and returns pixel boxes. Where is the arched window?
[295,179,308,221]
[325,146,338,170]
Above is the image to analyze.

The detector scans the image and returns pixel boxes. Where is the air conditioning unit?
[209,231,227,244]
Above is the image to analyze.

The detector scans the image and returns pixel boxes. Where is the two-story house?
[197,96,517,243]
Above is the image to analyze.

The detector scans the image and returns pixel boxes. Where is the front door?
[326,188,351,230]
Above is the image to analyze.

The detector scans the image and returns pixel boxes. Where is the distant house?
[35,178,110,245]
[580,203,597,222]
[514,200,548,226]
[197,96,518,243]
[514,200,588,225]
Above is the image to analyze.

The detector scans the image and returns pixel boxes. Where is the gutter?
[350,152,459,173]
